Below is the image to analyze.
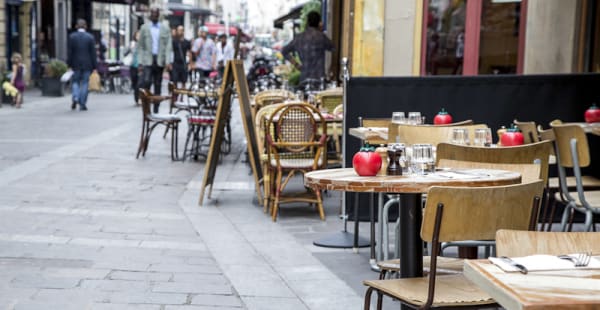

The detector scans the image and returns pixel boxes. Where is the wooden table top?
[348,127,389,141]
[464,259,600,310]
[567,122,600,136]
[304,168,521,193]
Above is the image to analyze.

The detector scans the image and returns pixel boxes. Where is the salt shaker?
[387,144,403,176]
[375,145,388,176]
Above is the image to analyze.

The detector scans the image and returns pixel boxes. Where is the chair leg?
[376,292,383,310]
[136,120,147,159]
[142,123,155,156]
[363,287,374,310]
[170,123,179,161]
[560,203,574,232]
[584,210,594,232]
[315,189,325,220]
[272,169,282,221]
[378,270,387,280]
[546,199,558,231]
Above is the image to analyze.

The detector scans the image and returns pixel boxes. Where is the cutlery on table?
[499,256,528,274]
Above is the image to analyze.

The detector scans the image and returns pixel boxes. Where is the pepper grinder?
[387,144,403,176]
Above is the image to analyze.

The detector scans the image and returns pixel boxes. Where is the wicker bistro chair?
[167,82,200,115]
[255,103,287,211]
[265,103,328,221]
[551,123,600,232]
[252,89,294,119]
[363,180,544,310]
[136,89,181,161]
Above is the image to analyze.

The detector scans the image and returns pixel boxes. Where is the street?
[0,90,372,309]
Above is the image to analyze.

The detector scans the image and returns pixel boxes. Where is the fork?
[558,252,592,267]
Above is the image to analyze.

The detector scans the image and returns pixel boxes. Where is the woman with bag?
[10,53,25,108]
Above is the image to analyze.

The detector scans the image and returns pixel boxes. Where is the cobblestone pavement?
[0,89,394,309]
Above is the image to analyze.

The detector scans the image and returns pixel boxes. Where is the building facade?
[346,0,599,77]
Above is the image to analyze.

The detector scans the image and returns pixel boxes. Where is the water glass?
[451,128,470,145]
[408,112,422,125]
[391,112,406,124]
[473,128,493,147]
[410,144,434,175]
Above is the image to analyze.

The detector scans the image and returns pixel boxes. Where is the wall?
[351,0,384,76]
[524,0,578,74]
[0,1,5,73]
[382,0,417,76]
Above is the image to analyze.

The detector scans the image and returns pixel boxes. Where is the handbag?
[122,53,133,67]
[88,71,102,92]
[61,70,74,82]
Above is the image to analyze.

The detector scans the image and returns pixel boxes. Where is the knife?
[499,256,528,274]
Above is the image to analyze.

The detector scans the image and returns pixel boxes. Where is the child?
[10,53,25,108]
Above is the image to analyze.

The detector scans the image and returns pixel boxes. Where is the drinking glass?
[473,128,492,147]
[410,144,434,175]
[408,112,422,125]
[451,128,470,145]
[391,112,406,124]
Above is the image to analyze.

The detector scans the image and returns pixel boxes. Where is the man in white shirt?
[215,34,234,77]
[191,27,216,79]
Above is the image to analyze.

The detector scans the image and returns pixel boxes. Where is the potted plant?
[0,60,12,104]
[40,59,68,96]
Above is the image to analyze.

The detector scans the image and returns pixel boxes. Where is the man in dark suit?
[67,19,97,111]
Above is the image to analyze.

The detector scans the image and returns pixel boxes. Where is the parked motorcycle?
[246,56,281,93]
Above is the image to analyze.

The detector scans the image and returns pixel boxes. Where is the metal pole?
[341,57,350,231]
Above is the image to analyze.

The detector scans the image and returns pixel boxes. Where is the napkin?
[489,254,600,273]
[432,171,481,179]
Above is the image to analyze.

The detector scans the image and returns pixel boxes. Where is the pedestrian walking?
[128,30,140,105]
[215,34,234,78]
[138,7,173,113]
[171,25,191,88]
[191,27,216,80]
[10,53,25,108]
[67,19,97,111]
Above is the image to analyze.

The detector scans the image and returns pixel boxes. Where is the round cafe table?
[304,167,521,279]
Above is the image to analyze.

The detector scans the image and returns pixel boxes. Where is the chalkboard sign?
[199,60,263,205]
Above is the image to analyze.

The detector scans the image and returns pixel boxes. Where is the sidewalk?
[0,89,387,309]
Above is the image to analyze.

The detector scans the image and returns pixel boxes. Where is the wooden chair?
[361,118,391,145]
[167,82,199,115]
[387,120,475,144]
[513,119,540,144]
[538,123,600,231]
[551,123,600,232]
[363,181,544,310]
[252,89,294,119]
[436,141,552,186]
[266,103,328,221]
[496,229,600,257]
[136,89,181,161]
[391,124,488,146]
[316,87,343,113]
[255,103,287,211]
[328,103,344,167]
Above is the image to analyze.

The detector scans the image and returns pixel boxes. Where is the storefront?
[348,0,599,77]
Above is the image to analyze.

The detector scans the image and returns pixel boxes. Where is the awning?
[273,2,306,29]
[167,2,211,16]
[204,23,251,42]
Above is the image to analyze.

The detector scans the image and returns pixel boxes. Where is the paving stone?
[109,271,172,282]
[165,306,243,310]
[148,263,221,274]
[80,279,151,292]
[171,273,229,284]
[191,294,244,307]
[153,281,233,295]
[11,275,81,289]
[241,296,308,310]
[90,303,162,310]
[104,291,188,305]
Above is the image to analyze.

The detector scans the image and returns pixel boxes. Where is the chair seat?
[174,101,199,109]
[548,176,600,190]
[557,190,600,209]
[377,256,464,275]
[149,114,180,122]
[364,274,494,308]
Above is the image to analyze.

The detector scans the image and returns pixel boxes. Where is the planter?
[1,91,12,104]
[40,77,65,97]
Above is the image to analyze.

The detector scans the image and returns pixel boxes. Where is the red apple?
[584,103,600,123]
[433,108,453,125]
